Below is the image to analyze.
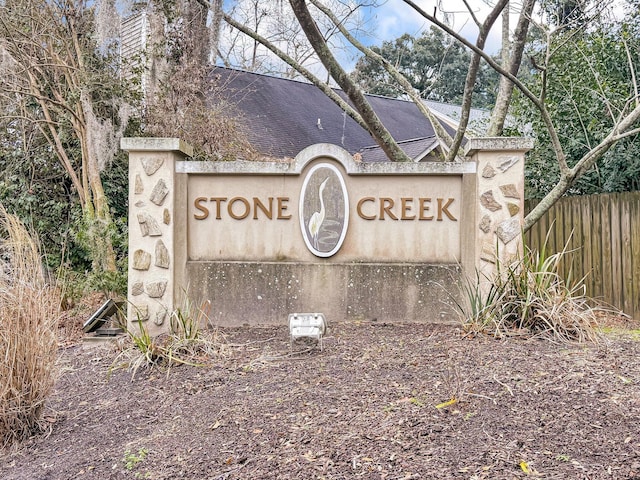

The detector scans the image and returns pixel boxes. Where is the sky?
[361,0,628,53]
[363,0,513,53]
[217,0,629,75]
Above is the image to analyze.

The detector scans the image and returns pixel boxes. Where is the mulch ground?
[2,318,640,480]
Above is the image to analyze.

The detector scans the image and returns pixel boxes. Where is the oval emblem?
[299,163,349,257]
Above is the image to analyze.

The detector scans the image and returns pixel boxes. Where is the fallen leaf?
[435,397,458,409]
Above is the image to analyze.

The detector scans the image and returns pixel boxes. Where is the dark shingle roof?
[213,68,449,161]
[359,136,439,163]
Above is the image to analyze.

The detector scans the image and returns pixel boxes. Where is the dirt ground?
[2,314,640,480]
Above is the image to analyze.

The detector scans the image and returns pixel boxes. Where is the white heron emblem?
[307,177,329,250]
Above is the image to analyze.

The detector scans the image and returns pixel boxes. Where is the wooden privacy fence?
[525,192,640,320]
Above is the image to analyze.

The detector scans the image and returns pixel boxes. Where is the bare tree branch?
[221,10,371,133]
[308,0,455,155]
[289,0,411,162]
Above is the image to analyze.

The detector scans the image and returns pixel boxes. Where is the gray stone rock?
[480,241,497,264]
[497,156,519,173]
[137,212,162,236]
[155,240,170,268]
[154,310,167,326]
[132,304,149,322]
[507,202,520,217]
[135,200,145,208]
[131,281,144,296]
[500,183,520,199]
[497,217,521,244]
[132,250,151,270]
[141,157,164,176]
[134,174,144,194]
[482,164,496,179]
[163,209,171,225]
[146,280,167,298]
[479,215,492,233]
[150,179,169,206]
[480,190,502,212]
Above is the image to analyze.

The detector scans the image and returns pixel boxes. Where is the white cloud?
[367,0,504,51]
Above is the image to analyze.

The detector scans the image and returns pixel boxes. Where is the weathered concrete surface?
[185,261,461,326]
[122,137,531,332]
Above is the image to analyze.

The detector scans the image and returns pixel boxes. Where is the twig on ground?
[493,375,514,396]
[464,392,497,405]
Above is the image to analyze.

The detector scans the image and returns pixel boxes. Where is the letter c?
[357,197,376,220]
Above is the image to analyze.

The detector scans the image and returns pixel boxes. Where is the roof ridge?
[359,136,437,151]
[213,65,419,105]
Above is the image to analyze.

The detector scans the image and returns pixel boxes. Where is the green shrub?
[0,205,61,447]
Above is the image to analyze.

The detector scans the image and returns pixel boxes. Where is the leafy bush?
[458,237,599,343]
[0,205,61,447]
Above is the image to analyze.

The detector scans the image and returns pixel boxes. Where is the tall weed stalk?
[0,206,60,447]
[458,234,598,343]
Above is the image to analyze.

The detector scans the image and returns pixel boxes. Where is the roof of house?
[213,68,457,162]
[423,100,490,133]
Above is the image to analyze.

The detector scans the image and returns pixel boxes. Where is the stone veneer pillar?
[464,138,534,281]
[121,138,193,335]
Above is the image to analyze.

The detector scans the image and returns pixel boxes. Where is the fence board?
[620,198,633,316]
[609,195,622,309]
[525,191,640,320]
[591,195,605,304]
[632,196,640,319]
[580,198,594,295]
[571,197,584,286]
[602,195,614,306]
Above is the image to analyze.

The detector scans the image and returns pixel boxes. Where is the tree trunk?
[209,0,223,63]
[289,0,412,162]
[80,93,117,272]
[446,0,508,160]
[487,0,535,136]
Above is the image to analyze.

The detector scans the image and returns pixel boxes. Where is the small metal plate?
[83,299,121,333]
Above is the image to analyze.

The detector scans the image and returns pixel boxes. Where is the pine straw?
[0,206,61,447]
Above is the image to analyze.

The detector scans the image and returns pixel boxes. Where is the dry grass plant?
[0,205,61,447]
[458,234,599,343]
[112,296,228,379]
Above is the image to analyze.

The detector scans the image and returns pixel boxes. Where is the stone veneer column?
[121,138,193,335]
[465,138,534,280]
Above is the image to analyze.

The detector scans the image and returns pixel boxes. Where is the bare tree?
[214,0,640,231]
[487,0,536,136]
[140,0,255,161]
[215,0,372,79]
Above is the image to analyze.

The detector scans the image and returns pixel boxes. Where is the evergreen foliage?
[350,27,498,108]
[514,7,640,198]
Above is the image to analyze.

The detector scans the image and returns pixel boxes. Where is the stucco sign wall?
[122,139,532,333]
[186,158,463,263]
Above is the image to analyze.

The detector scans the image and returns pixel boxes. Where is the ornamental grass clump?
[112,294,228,379]
[459,237,599,343]
[0,206,60,447]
